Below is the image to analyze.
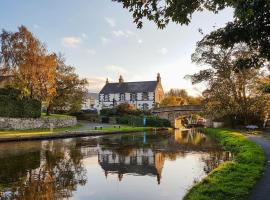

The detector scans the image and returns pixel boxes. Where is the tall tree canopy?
[50,55,88,113]
[0,26,88,115]
[113,0,270,61]
[189,42,269,125]
[0,26,57,105]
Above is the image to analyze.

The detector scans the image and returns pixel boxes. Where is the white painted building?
[99,73,164,110]
[81,93,101,111]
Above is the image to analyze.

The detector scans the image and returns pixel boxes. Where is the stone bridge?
[152,105,203,129]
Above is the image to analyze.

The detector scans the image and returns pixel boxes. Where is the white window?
[142,92,148,100]
[120,93,125,101]
[130,93,136,101]
[104,95,109,102]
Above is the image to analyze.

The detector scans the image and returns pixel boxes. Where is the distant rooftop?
[100,81,158,94]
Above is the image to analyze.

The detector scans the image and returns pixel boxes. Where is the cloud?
[112,30,128,37]
[137,39,143,44]
[33,24,40,29]
[85,48,96,55]
[100,37,109,44]
[87,77,109,92]
[62,37,82,48]
[81,33,88,39]
[158,48,168,55]
[106,65,127,75]
[105,17,116,27]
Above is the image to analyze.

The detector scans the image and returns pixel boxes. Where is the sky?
[0,0,234,95]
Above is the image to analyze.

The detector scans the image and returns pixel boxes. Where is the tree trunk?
[46,104,51,116]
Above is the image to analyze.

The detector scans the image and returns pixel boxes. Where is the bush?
[115,115,171,127]
[100,103,151,117]
[71,111,101,122]
[0,87,41,118]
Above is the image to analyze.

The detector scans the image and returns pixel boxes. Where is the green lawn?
[0,124,166,138]
[41,113,73,118]
[184,128,265,200]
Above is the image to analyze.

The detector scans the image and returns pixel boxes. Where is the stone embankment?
[0,117,77,130]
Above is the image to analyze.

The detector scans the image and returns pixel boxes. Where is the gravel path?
[248,130,270,200]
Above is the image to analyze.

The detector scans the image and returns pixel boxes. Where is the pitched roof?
[100,81,158,94]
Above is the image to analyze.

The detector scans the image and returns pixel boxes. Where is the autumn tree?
[0,26,57,113]
[50,55,88,113]
[113,0,270,62]
[161,88,202,106]
[189,42,269,126]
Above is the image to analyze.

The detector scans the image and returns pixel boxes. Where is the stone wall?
[0,116,77,130]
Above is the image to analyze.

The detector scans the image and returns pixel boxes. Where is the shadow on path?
[248,130,270,200]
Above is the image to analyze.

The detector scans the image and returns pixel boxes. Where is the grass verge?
[0,124,82,137]
[184,128,265,200]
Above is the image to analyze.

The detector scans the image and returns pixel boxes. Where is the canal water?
[0,130,232,200]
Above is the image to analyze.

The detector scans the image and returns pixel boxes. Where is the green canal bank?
[0,125,171,143]
[184,128,265,200]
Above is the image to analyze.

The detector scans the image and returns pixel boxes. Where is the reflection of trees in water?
[0,130,234,198]
[0,140,87,200]
[201,151,233,174]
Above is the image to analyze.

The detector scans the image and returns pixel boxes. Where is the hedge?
[0,88,41,118]
[115,115,171,127]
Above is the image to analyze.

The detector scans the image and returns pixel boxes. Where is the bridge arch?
[152,105,204,129]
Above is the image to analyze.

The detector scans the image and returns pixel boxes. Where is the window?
[120,93,125,101]
[130,93,136,101]
[142,103,149,110]
[104,95,109,102]
[142,92,148,100]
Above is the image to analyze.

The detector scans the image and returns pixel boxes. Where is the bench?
[94,126,103,130]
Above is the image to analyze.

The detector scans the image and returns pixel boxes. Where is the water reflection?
[0,130,233,200]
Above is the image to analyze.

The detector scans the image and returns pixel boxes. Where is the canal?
[0,130,232,200]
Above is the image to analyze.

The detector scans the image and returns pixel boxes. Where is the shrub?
[0,87,41,118]
[71,111,100,122]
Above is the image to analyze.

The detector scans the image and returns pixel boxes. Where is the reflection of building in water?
[98,148,165,184]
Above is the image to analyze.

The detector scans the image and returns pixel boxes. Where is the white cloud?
[158,48,168,55]
[87,77,109,92]
[112,30,128,37]
[137,39,143,44]
[85,48,96,55]
[105,17,116,27]
[101,37,109,44]
[33,24,40,29]
[106,65,127,75]
[81,33,88,39]
[62,37,82,48]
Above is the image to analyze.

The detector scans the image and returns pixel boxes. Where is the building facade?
[81,93,101,111]
[99,73,164,110]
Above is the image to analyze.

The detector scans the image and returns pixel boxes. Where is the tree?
[189,42,269,126]
[0,26,57,112]
[161,88,202,106]
[113,0,270,61]
[50,55,88,114]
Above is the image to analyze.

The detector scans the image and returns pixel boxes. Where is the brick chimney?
[119,75,124,83]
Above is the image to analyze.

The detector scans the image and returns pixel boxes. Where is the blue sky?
[0,0,233,95]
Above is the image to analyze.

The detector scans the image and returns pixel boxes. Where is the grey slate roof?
[86,92,99,99]
[100,81,158,94]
